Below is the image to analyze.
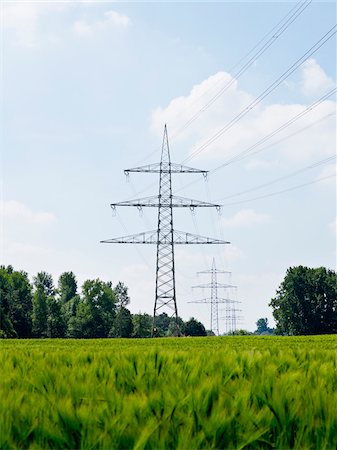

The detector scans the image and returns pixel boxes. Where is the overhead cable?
[182,24,337,164]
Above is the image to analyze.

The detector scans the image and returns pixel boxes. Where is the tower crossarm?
[197,270,232,275]
[173,231,229,244]
[111,195,221,209]
[101,230,158,244]
[125,163,208,175]
[101,230,230,245]
[188,298,236,304]
[192,283,237,289]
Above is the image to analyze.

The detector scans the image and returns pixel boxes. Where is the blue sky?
[2,0,336,332]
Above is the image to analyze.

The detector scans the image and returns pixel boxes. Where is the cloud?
[222,209,271,228]
[73,10,131,37]
[4,3,130,47]
[300,58,335,97]
[1,200,56,225]
[4,2,41,47]
[151,65,336,166]
[3,2,66,47]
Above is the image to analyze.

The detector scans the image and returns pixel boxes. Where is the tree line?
[1,264,335,338]
[0,266,207,339]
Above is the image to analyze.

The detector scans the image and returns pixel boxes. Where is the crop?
[1,336,337,449]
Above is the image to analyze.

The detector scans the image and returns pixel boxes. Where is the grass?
[1,336,337,449]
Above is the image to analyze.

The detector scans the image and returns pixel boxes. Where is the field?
[1,336,337,449]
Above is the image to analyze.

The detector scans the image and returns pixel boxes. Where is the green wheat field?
[1,336,337,449]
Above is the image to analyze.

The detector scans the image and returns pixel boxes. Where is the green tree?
[58,272,77,303]
[114,282,130,309]
[63,294,80,336]
[33,271,55,296]
[109,307,133,338]
[0,307,17,338]
[184,317,207,336]
[229,329,253,336]
[80,279,117,337]
[270,266,337,335]
[167,316,185,337]
[0,266,32,338]
[132,313,152,338]
[255,317,273,335]
[32,287,48,337]
[47,297,67,338]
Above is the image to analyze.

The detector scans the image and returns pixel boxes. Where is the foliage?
[33,271,55,296]
[227,329,253,336]
[255,318,273,335]
[81,279,117,337]
[0,266,210,340]
[109,307,133,338]
[58,272,77,303]
[270,266,337,335]
[132,313,152,338]
[184,317,207,336]
[47,297,67,338]
[32,287,48,338]
[114,281,130,309]
[1,336,337,449]
[0,266,32,338]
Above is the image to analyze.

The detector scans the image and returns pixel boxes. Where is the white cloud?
[4,2,41,47]
[73,10,131,37]
[222,209,271,228]
[300,58,335,97]
[4,3,130,46]
[151,66,336,166]
[1,200,56,225]
[3,2,66,47]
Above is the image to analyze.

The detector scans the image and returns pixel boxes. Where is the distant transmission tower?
[101,125,229,335]
[222,304,243,334]
[188,258,238,336]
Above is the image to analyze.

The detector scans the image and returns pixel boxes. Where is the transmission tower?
[101,125,229,335]
[222,305,243,334]
[188,258,238,336]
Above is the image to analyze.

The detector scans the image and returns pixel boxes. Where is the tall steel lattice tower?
[101,126,229,335]
[189,258,240,336]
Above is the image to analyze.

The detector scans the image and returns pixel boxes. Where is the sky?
[1,0,336,333]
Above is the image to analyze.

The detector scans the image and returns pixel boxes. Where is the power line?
[182,24,337,164]
[134,1,312,166]
[218,173,336,206]
[212,90,337,172]
[174,95,336,195]
[216,155,336,201]
[221,110,336,168]
[171,0,312,140]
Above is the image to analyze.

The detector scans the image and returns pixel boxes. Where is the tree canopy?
[270,266,337,335]
[0,266,209,339]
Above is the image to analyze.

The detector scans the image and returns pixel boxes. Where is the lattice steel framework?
[189,258,240,336]
[101,126,229,335]
[221,306,243,334]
